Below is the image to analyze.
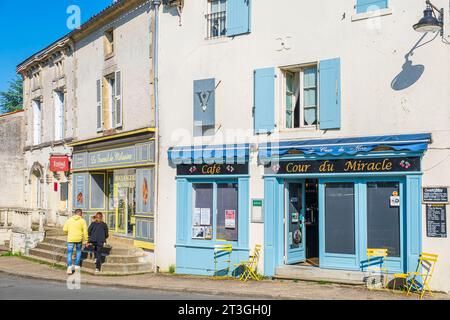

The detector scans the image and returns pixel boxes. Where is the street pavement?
[0,273,241,300]
[0,256,448,300]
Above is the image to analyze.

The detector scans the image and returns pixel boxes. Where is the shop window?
[284,65,318,129]
[90,173,106,210]
[206,0,226,39]
[367,182,401,257]
[192,182,239,242]
[324,183,355,255]
[192,183,214,239]
[216,183,238,241]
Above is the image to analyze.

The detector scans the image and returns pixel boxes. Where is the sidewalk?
[0,256,448,300]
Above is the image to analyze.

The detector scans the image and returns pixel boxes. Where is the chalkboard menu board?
[426,204,447,238]
[423,187,448,203]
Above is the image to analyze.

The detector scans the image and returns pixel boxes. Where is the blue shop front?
[261,133,432,277]
[169,144,251,275]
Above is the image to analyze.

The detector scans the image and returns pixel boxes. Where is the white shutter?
[33,100,41,145]
[60,92,65,139]
[114,70,122,128]
[96,79,103,132]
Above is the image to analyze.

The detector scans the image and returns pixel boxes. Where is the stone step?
[38,240,141,256]
[25,254,153,276]
[30,247,143,264]
[275,265,366,285]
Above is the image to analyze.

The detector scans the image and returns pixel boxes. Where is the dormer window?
[104,29,114,57]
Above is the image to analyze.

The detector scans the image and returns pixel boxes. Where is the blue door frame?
[263,172,422,277]
[285,180,306,264]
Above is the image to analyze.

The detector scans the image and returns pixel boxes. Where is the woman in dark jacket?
[88,212,109,273]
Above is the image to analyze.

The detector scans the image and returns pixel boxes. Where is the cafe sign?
[49,155,70,172]
[265,157,421,175]
[177,163,249,176]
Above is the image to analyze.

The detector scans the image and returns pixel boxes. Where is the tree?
[0,75,23,114]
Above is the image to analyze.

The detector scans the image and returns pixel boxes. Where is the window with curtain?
[284,65,318,129]
[207,0,227,38]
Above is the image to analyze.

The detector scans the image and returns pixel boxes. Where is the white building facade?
[156,0,450,292]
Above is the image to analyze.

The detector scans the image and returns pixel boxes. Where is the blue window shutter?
[193,78,215,128]
[319,58,341,130]
[226,0,251,37]
[356,0,388,14]
[254,67,275,134]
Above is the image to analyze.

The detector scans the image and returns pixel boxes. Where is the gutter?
[152,0,161,273]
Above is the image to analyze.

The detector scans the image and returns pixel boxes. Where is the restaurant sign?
[49,155,70,172]
[177,163,249,176]
[265,157,420,175]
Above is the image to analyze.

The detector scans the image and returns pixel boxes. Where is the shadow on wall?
[391,32,439,91]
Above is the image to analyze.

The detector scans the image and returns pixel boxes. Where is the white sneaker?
[67,267,73,275]
[95,269,100,274]
[74,266,81,272]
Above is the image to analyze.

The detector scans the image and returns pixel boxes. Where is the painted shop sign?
[426,204,447,238]
[72,142,155,170]
[89,146,136,168]
[177,163,249,175]
[265,157,421,175]
[423,187,448,203]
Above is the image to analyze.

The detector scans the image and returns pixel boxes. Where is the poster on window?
[204,226,213,240]
[193,208,201,226]
[192,226,205,239]
[200,208,211,226]
[225,210,236,229]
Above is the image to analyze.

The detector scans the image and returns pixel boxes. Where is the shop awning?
[168,143,250,164]
[259,133,431,163]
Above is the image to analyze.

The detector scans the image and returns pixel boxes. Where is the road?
[0,272,243,300]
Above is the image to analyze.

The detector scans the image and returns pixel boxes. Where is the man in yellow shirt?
[63,209,89,275]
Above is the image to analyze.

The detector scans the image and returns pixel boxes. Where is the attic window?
[104,29,114,57]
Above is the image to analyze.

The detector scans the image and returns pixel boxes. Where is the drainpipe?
[152,0,161,273]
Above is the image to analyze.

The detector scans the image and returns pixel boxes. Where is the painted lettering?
[319,160,334,172]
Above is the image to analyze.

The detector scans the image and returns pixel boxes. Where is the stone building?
[17,36,75,227]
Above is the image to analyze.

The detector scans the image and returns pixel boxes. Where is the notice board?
[426,204,447,238]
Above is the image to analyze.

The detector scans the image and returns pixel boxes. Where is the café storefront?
[69,129,155,249]
[260,133,432,276]
[168,143,251,275]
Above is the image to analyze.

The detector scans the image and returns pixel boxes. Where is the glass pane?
[285,73,294,128]
[325,183,355,255]
[192,184,213,240]
[217,183,239,241]
[303,67,317,88]
[304,107,317,126]
[304,88,317,107]
[367,182,401,257]
[113,169,136,235]
[288,183,303,249]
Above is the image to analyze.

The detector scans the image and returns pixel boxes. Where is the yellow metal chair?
[234,244,262,282]
[404,252,438,299]
[365,248,389,290]
[213,244,233,278]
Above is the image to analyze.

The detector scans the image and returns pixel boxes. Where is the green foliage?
[0,75,23,114]
[168,264,176,274]
[0,251,21,257]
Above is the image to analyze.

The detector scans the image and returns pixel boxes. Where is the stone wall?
[0,110,25,207]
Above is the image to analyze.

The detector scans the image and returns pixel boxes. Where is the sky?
[0,0,114,92]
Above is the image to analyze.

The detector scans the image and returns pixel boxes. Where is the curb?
[0,265,284,300]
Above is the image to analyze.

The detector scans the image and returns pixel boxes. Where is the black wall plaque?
[426,204,447,238]
[177,163,248,176]
[265,157,421,175]
[423,187,448,203]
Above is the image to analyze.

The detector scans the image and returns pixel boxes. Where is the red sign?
[50,155,70,172]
